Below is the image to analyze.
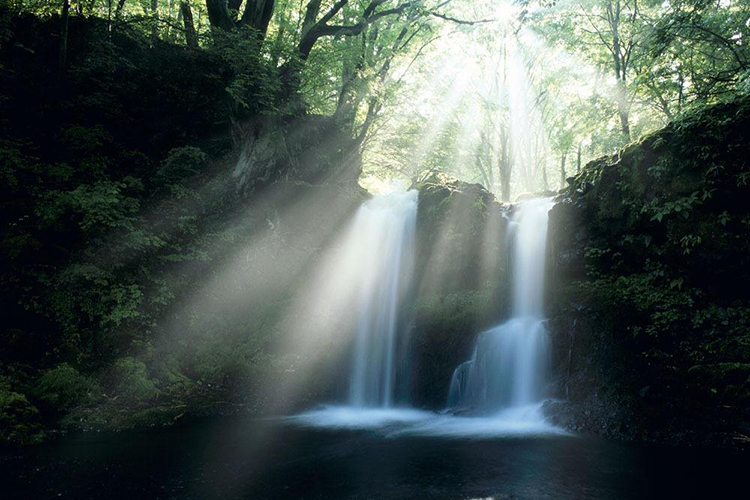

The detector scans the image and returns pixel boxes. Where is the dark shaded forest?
[1,0,748,464]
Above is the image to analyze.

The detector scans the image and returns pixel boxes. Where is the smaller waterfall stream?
[447,317,548,410]
[447,196,554,416]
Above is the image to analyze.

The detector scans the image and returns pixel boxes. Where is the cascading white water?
[348,190,418,408]
[292,194,563,437]
[447,196,554,413]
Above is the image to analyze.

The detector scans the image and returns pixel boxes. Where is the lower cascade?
[447,196,555,414]
[447,317,548,410]
[348,190,418,408]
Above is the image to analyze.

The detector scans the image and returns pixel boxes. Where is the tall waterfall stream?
[348,190,417,408]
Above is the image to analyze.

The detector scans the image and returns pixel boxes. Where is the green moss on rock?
[548,93,750,448]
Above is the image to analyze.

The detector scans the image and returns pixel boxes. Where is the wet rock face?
[413,173,509,295]
[546,200,587,293]
[408,173,511,408]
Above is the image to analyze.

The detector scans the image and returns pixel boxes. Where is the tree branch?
[364,0,390,17]
[318,0,350,26]
[429,12,496,25]
[298,1,415,60]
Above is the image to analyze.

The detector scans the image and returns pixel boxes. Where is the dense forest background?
[1,0,749,445]
[5,0,749,194]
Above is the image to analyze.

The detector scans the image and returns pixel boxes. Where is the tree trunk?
[151,0,159,44]
[484,134,494,192]
[107,0,113,32]
[335,31,371,130]
[474,131,492,191]
[241,0,276,40]
[499,161,511,202]
[497,125,512,202]
[608,0,630,138]
[559,153,567,189]
[577,142,582,173]
[270,10,287,67]
[206,0,236,31]
[228,0,243,15]
[180,2,199,48]
[59,0,70,78]
[115,0,128,19]
[616,81,630,137]
[334,43,357,125]
[168,0,176,41]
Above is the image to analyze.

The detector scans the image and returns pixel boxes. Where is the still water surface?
[2,415,746,500]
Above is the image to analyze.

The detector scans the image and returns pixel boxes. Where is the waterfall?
[292,194,563,436]
[348,190,418,408]
[447,196,554,413]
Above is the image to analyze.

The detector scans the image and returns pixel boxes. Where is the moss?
[415,290,497,334]
[414,172,509,295]
[548,93,750,446]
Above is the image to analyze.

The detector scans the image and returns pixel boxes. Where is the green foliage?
[416,290,495,332]
[0,13,246,437]
[157,147,209,186]
[109,357,160,401]
[3,0,749,444]
[572,271,695,338]
[562,92,750,420]
[647,191,701,222]
[41,178,143,232]
[0,375,45,445]
[213,28,281,113]
[34,363,102,411]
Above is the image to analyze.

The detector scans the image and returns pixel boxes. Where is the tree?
[180,2,199,48]
[638,0,750,117]
[572,0,642,138]
[59,0,70,77]
[205,0,275,35]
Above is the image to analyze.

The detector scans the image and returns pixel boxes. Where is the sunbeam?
[4,1,750,498]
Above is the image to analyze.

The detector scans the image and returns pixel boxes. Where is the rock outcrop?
[408,173,511,408]
[545,95,750,449]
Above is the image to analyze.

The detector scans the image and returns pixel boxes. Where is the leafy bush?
[156,147,209,187]
[109,357,160,401]
[34,363,101,411]
[0,376,45,445]
[555,92,750,438]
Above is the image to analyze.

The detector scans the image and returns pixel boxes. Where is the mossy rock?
[413,172,509,295]
[548,93,750,447]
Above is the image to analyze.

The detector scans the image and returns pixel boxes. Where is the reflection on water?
[2,417,747,500]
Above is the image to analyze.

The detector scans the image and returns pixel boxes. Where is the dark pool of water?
[2,416,747,500]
